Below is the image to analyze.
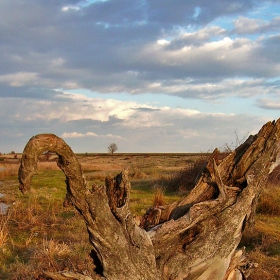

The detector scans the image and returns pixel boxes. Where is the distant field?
[0,152,280,279]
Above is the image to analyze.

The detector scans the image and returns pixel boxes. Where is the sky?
[1,0,280,153]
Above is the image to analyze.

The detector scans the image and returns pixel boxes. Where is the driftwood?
[18,119,280,280]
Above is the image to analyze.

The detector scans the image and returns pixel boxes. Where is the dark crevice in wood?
[90,249,104,276]
[181,225,202,251]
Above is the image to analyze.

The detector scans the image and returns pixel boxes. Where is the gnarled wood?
[18,134,157,280]
[18,119,280,280]
[141,119,280,279]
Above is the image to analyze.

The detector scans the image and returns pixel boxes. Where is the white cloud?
[62,6,80,11]
[57,92,203,128]
[140,35,259,77]
[177,26,227,44]
[257,98,280,110]
[234,16,280,34]
[234,17,264,34]
[0,72,38,87]
[10,91,139,123]
[61,131,124,139]
[178,129,200,140]
[61,132,98,138]
[157,39,170,45]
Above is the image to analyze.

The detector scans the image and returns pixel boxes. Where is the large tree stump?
[18,119,280,280]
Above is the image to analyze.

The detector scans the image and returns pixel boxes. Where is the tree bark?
[18,119,280,280]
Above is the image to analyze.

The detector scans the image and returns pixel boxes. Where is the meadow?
[0,153,280,279]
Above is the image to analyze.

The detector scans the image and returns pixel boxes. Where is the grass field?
[0,153,280,279]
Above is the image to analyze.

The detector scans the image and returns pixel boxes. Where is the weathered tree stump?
[18,119,280,280]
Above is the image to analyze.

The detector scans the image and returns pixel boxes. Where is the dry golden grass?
[0,213,9,248]
[0,160,60,180]
[257,185,280,216]
[36,239,71,268]
[1,191,95,279]
[37,161,60,171]
[247,248,280,280]
[0,163,19,179]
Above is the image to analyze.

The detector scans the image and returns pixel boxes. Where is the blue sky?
[0,0,280,153]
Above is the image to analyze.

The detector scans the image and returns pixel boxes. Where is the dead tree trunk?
[18,119,280,280]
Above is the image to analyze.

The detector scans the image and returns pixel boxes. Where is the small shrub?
[130,168,147,179]
[152,185,165,207]
[36,239,71,268]
[154,156,208,193]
